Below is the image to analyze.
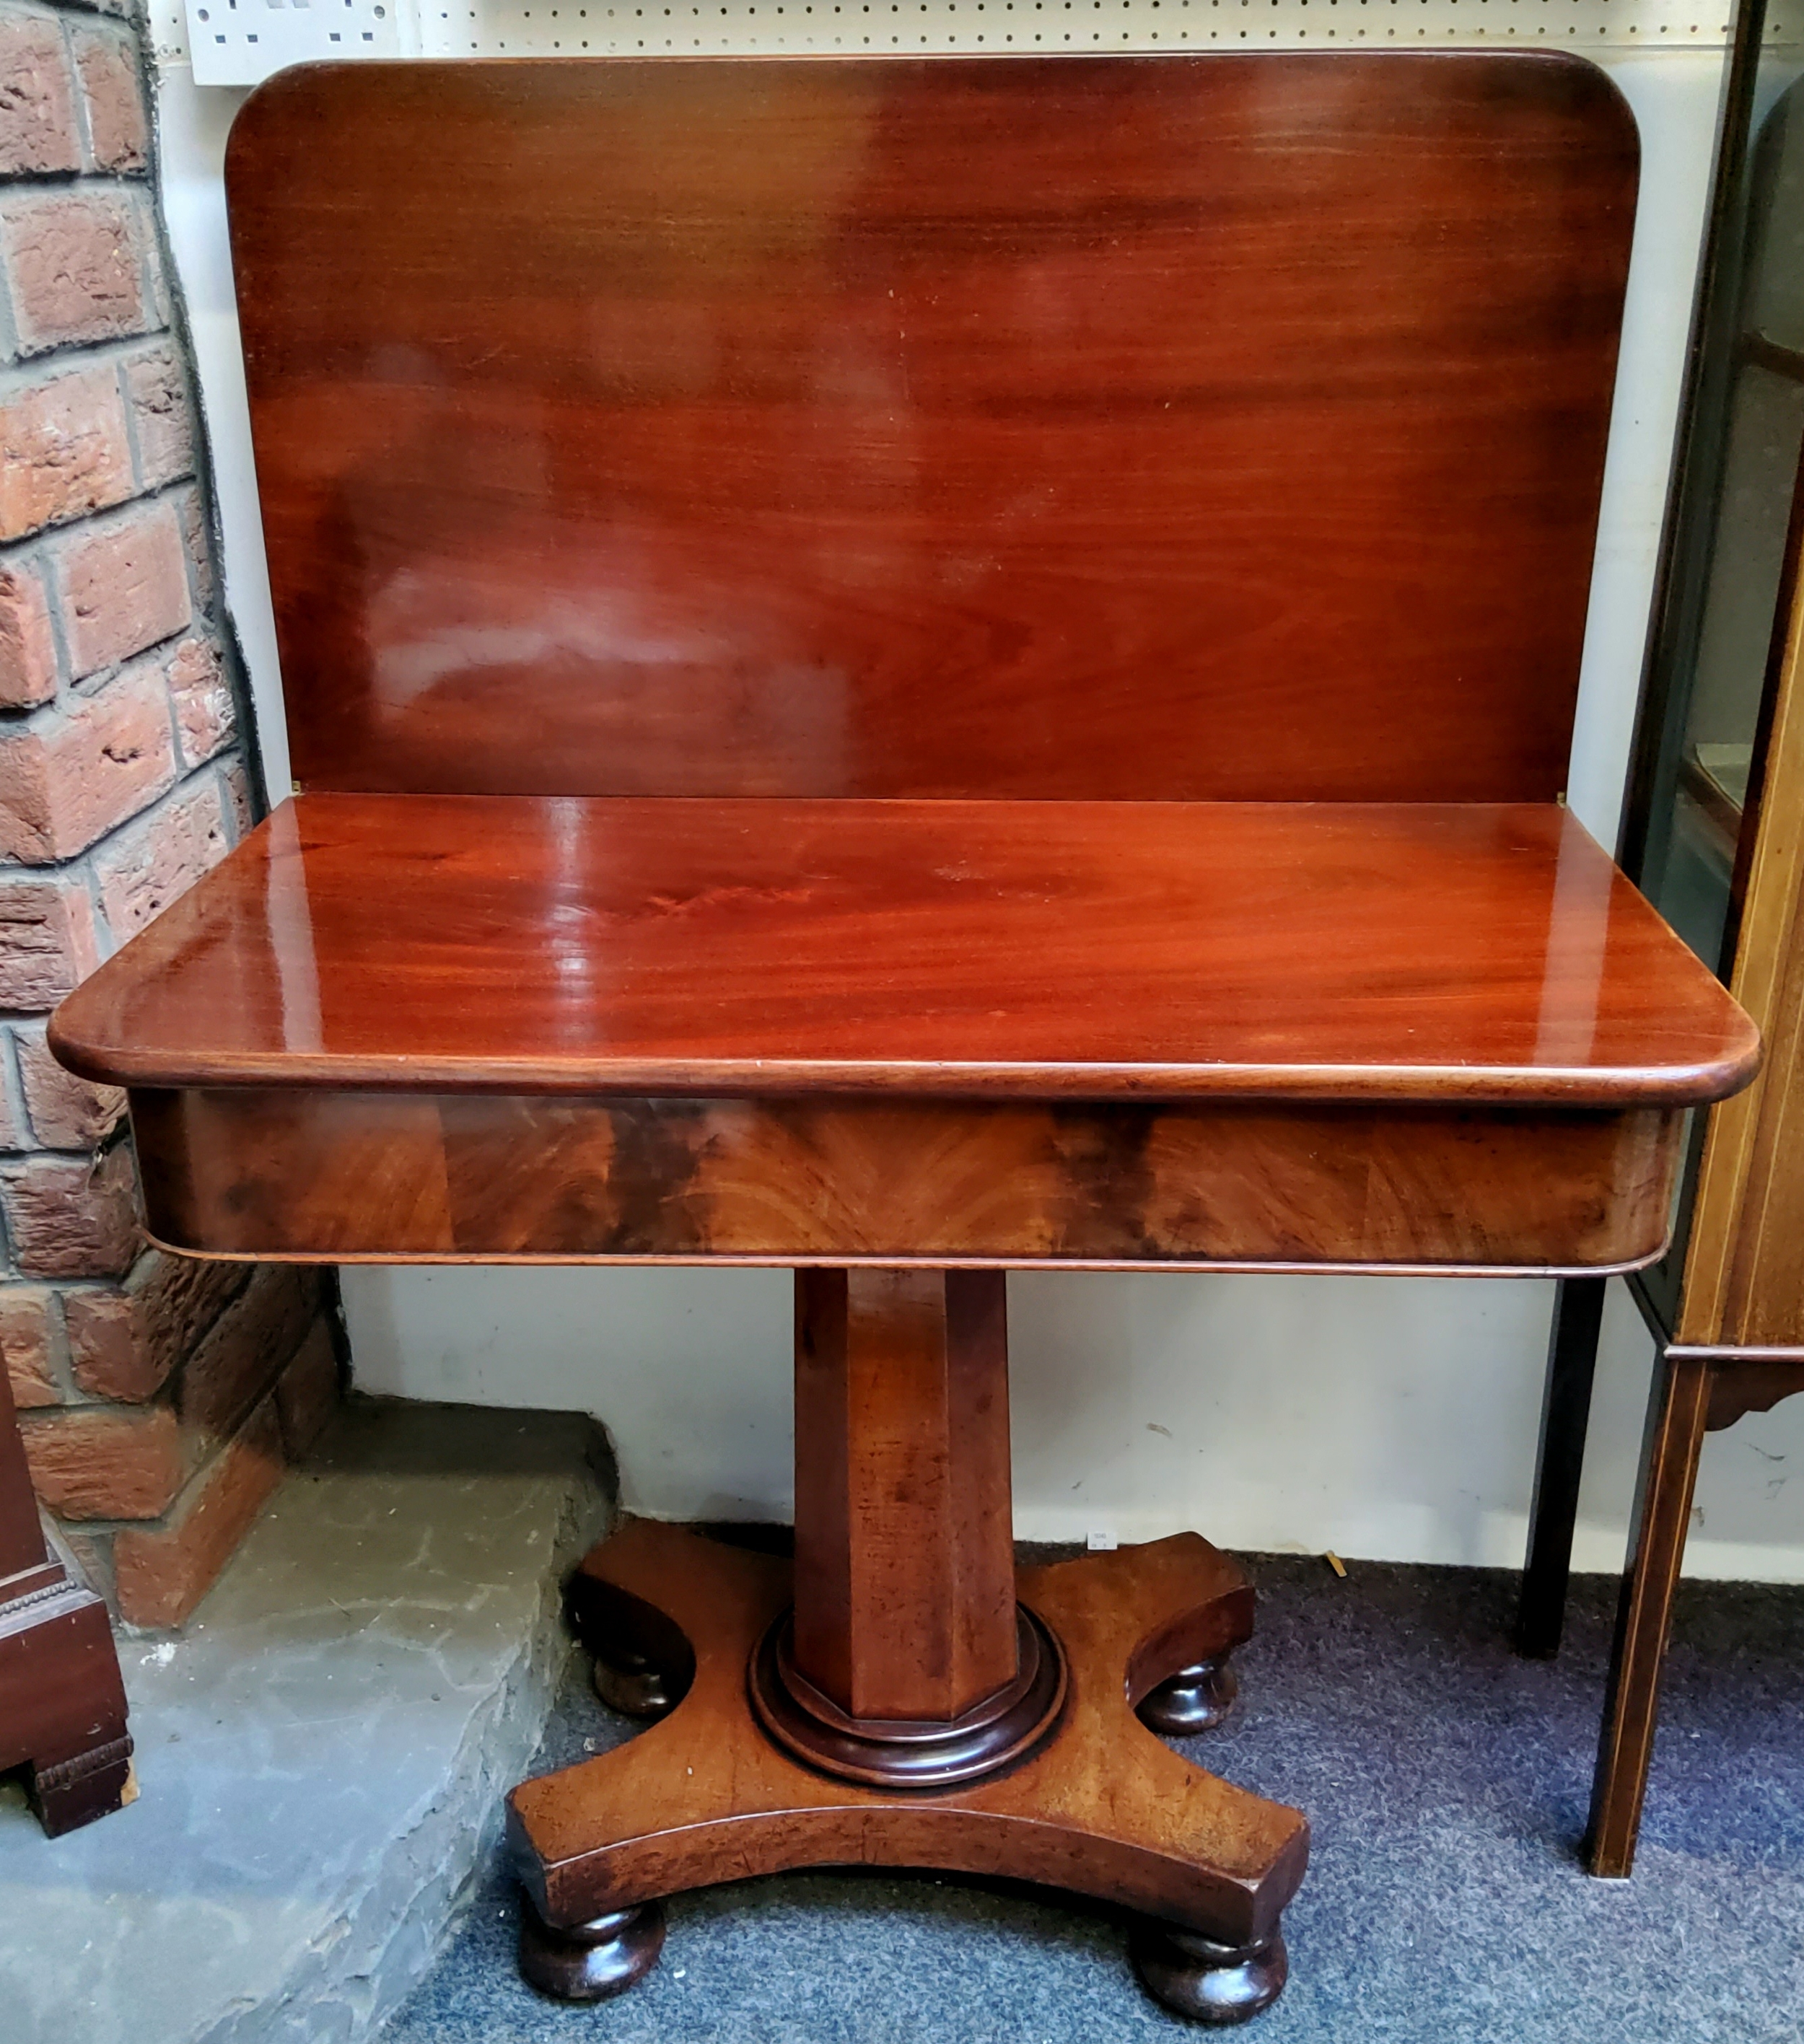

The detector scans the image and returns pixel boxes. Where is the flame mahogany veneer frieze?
[128,1088,1680,1271]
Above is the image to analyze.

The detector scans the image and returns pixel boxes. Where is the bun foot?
[1137,1656,1240,1737]
[592,1654,682,1720]
[518,1898,666,2002]
[566,1561,696,1721]
[515,1527,1308,2032]
[1131,1921,1287,2025]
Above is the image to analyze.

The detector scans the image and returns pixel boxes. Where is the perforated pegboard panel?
[180,0,400,82]
[430,0,1798,56]
[159,0,1793,92]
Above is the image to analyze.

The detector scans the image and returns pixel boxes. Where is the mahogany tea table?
[49,52,1758,2024]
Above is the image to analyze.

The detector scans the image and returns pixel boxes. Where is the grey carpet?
[380,1553,1804,2043]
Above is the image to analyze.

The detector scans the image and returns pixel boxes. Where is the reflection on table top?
[51,794,1759,1108]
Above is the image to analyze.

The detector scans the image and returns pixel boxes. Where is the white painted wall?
[150,46,1804,1579]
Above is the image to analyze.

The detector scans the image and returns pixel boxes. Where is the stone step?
[0,1396,613,2044]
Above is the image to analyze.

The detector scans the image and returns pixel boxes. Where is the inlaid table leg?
[510,1268,1308,2024]
[1583,1349,1712,1877]
[1582,1348,1804,1877]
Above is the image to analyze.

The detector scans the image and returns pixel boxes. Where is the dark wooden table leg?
[1582,1348,1711,1877]
[1515,1275,1608,1659]
[750,1269,1063,1787]
[0,1355,133,1836]
[511,1267,1308,2023]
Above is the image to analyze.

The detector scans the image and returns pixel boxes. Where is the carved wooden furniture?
[1512,9,1804,1876]
[48,53,1756,2021]
[0,1347,133,1835]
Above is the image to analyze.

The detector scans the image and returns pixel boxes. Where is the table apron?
[126,1089,1681,1275]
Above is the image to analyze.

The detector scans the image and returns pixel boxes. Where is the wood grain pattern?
[1585,1351,1714,1878]
[123,1086,1682,1273]
[1577,1333,1804,1876]
[224,55,1636,805]
[1582,1337,1804,1877]
[791,1269,1017,1723]
[50,796,1757,1109]
[508,1519,1308,1946]
[1673,442,1804,1346]
[1699,545,1804,1346]
[1559,161,1804,1879]
[48,49,1759,1990]
[1701,1351,1804,1431]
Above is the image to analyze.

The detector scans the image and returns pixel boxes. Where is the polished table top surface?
[51,794,1756,1107]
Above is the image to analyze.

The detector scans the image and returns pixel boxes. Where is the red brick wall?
[0,0,341,1626]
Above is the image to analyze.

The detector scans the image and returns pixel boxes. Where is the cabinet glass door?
[1624,1,1804,1331]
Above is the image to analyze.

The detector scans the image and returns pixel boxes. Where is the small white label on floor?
[1086,1530,1118,1551]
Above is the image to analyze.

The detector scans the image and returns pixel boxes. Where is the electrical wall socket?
[185,0,406,87]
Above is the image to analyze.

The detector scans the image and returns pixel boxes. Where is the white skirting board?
[337,1263,1804,1582]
